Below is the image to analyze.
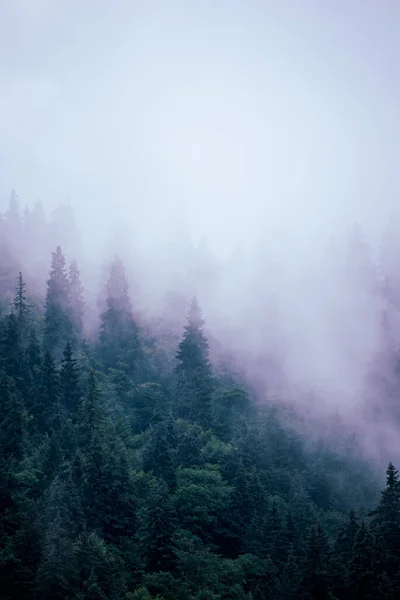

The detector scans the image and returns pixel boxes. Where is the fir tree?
[298,524,332,600]
[68,259,84,336]
[0,375,26,460]
[35,476,79,600]
[348,521,376,600]
[370,462,400,577]
[142,414,177,490]
[142,478,177,574]
[33,350,62,434]
[44,246,72,356]
[175,297,215,428]
[13,272,31,343]
[99,258,144,379]
[60,343,81,417]
[1,312,24,385]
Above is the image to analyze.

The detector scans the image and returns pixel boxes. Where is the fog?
[2,1,400,461]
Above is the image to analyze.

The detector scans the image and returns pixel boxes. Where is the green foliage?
[44,246,73,357]
[175,297,215,428]
[0,264,399,599]
[98,258,145,379]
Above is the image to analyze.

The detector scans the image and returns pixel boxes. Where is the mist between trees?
[1,192,400,599]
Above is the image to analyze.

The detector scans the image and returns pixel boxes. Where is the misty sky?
[1,0,400,257]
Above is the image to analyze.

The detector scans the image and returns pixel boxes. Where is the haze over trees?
[1,196,400,599]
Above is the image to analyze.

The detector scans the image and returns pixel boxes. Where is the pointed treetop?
[46,246,69,306]
[187,296,204,330]
[106,257,132,314]
[49,246,67,276]
[13,272,31,329]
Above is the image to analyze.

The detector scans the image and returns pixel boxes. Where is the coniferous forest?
[1,194,400,600]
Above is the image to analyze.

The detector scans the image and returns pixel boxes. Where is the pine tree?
[142,414,177,490]
[142,478,177,573]
[370,462,400,577]
[298,524,332,600]
[13,273,31,344]
[175,297,215,428]
[0,375,26,460]
[278,547,301,600]
[35,476,79,600]
[1,312,25,385]
[99,258,144,378]
[79,370,104,447]
[60,343,81,417]
[44,246,72,356]
[33,350,62,434]
[176,423,204,468]
[348,521,376,600]
[68,259,84,336]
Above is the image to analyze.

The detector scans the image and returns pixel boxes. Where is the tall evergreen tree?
[99,258,144,378]
[13,273,31,344]
[35,476,79,600]
[60,343,81,417]
[44,246,72,356]
[33,350,62,434]
[141,477,177,574]
[175,297,214,428]
[298,524,332,600]
[1,312,24,385]
[348,521,376,600]
[142,413,177,490]
[68,259,84,336]
[0,374,26,461]
[370,462,400,577]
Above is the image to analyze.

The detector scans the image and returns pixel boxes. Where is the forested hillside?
[1,195,400,599]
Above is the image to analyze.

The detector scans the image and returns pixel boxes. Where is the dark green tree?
[0,375,26,460]
[348,521,376,600]
[35,476,79,600]
[175,297,215,428]
[98,258,144,379]
[60,343,81,417]
[44,246,72,356]
[369,462,400,577]
[68,259,84,336]
[13,272,31,344]
[298,524,332,600]
[142,414,177,490]
[33,350,62,434]
[142,478,177,574]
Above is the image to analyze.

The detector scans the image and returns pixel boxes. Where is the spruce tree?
[99,258,144,378]
[1,312,24,385]
[0,375,26,461]
[68,259,84,336]
[142,477,177,574]
[33,350,62,434]
[298,524,332,600]
[13,273,31,344]
[142,413,177,490]
[60,343,81,417]
[348,521,376,600]
[175,297,214,428]
[44,246,72,356]
[35,476,79,600]
[370,462,400,577]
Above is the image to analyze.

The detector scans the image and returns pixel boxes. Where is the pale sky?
[1,0,400,256]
